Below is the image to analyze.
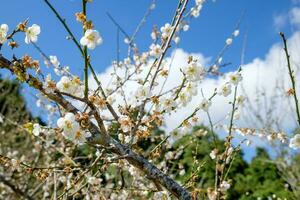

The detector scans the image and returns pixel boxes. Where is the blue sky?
[0,0,299,161]
[0,0,294,75]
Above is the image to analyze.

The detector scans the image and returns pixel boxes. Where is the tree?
[0,0,299,199]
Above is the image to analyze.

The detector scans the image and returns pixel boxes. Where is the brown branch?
[0,55,192,199]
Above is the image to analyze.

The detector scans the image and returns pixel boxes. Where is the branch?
[0,55,192,199]
[280,32,300,127]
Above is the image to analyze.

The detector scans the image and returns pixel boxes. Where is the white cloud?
[290,7,300,27]
[273,13,287,31]
[89,31,300,134]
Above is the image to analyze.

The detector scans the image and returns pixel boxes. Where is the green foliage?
[167,127,294,199]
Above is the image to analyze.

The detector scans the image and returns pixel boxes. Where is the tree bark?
[0,55,192,199]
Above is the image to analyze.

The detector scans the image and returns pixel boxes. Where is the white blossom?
[228,71,242,85]
[209,149,217,159]
[0,24,9,44]
[289,134,300,149]
[195,0,204,6]
[25,24,41,44]
[199,98,211,111]
[191,6,202,18]
[184,82,198,96]
[80,29,102,50]
[57,113,88,144]
[56,76,82,96]
[135,85,152,100]
[160,97,176,112]
[226,38,233,45]
[118,116,133,132]
[233,29,240,37]
[149,43,162,58]
[183,24,190,31]
[220,180,231,191]
[32,123,41,136]
[49,55,60,67]
[183,62,205,81]
[160,23,172,39]
[218,83,232,97]
[177,92,191,107]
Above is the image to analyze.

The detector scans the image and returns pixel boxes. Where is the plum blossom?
[184,82,198,96]
[199,98,211,111]
[177,92,191,107]
[149,43,162,58]
[183,61,205,81]
[49,55,60,67]
[233,29,240,37]
[218,83,232,97]
[220,180,231,191]
[118,116,133,132]
[0,24,9,44]
[25,24,41,44]
[56,76,83,96]
[209,149,217,159]
[225,38,233,45]
[135,85,152,100]
[32,123,41,136]
[160,97,176,112]
[289,134,300,149]
[228,71,242,85]
[80,29,102,49]
[57,113,88,144]
[160,23,172,39]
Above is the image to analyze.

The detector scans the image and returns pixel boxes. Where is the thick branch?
[0,55,192,199]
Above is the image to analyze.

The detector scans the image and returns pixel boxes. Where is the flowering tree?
[0,0,299,199]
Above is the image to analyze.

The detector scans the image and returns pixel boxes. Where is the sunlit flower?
[177,92,191,107]
[80,29,102,49]
[49,55,60,67]
[195,0,204,6]
[57,113,88,144]
[161,97,176,112]
[209,149,217,159]
[220,181,231,191]
[229,71,242,85]
[149,43,162,58]
[0,24,9,44]
[118,116,133,132]
[233,29,239,37]
[135,85,152,100]
[160,23,172,39]
[183,61,205,81]
[200,98,211,111]
[236,95,245,105]
[43,74,56,93]
[25,24,41,44]
[32,123,41,136]
[191,5,202,18]
[218,83,232,97]
[56,76,73,93]
[289,134,300,149]
[226,38,233,45]
[56,76,82,96]
[184,82,198,96]
[57,113,79,134]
